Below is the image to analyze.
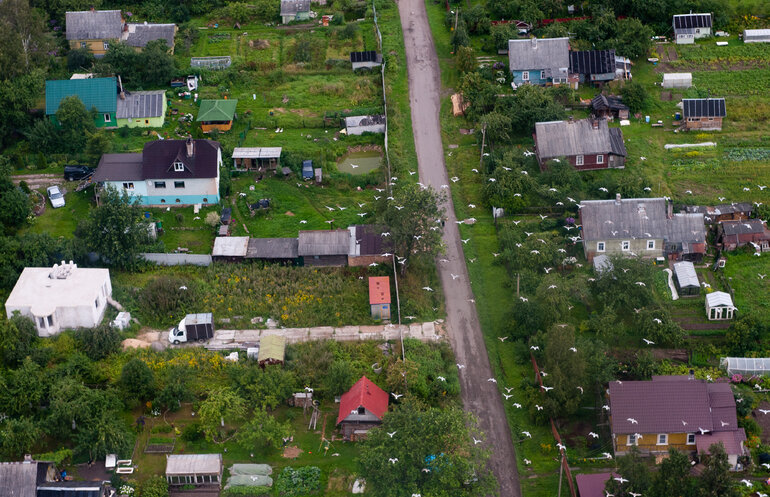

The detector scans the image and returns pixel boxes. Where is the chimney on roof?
[117,75,125,100]
[186,137,194,157]
[531,37,537,48]
[667,199,673,219]
[615,193,621,205]
[688,369,695,380]
[90,7,95,12]
[591,118,599,130]
[23,454,33,463]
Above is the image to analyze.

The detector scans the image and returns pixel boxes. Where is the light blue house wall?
[103,179,149,199]
[511,69,547,86]
[101,179,219,206]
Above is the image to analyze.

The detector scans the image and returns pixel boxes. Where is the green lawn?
[26,183,93,238]
[723,250,770,324]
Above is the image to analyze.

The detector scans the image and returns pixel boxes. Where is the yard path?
[397,0,521,495]
[11,173,61,190]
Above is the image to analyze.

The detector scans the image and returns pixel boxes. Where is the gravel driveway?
[396,0,521,495]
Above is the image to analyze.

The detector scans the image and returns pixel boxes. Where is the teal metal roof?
[45,77,117,115]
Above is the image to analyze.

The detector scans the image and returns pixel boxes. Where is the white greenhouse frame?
[721,357,770,376]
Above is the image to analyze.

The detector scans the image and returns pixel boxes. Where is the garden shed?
[744,29,770,43]
[705,291,736,321]
[673,261,700,296]
[212,236,249,261]
[368,276,391,321]
[232,147,281,171]
[257,335,285,367]
[166,454,223,488]
[662,72,692,89]
[721,357,770,376]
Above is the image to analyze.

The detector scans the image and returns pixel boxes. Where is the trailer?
[169,313,214,344]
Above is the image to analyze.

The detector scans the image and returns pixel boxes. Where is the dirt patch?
[123,338,152,350]
[666,46,678,62]
[754,402,770,444]
[289,108,318,117]
[248,39,270,49]
[285,211,295,216]
[661,91,673,101]
[282,446,303,458]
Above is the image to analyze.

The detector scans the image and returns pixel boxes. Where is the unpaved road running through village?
[397,0,521,495]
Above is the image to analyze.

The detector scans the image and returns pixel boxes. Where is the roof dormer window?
[174,161,184,172]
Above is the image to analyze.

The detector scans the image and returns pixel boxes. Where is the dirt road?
[397,0,521,495]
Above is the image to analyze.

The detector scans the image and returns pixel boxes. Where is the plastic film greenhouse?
[721,357,770,376]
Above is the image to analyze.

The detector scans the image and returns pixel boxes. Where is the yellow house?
[66,10,177,58]
[608,376,747,469]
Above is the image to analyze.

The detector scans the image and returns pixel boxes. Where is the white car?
[47,185,65,208]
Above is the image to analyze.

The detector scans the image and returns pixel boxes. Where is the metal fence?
[141,253,212,266]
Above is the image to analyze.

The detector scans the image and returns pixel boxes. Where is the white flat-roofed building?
[5,262,112,337]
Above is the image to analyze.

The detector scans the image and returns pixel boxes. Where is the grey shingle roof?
[0,462,40,497]
[281,0,311,16]
[673,261,699,288]
[673,13,712,29]
[591,94,629,112]
[116,90,165,119]
[609,376,736,435]
[706,291,734,308]
[580,197,705,244]
[685,203,752,221]
[569,50,615,75]
[92,153,143,182]
[124,23,176,48]
[682,98,726,118]
[298,230,350,256]
[535,119,626,159]
[65,10,122,40]
[508,37,569,73]
[721,219,766,235]
[246,238,299,259]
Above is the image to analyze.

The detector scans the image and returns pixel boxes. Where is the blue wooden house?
[508,37,570,87]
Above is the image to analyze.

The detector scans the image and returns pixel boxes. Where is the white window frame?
[657,434,668,445]
[103,113,111,123]
[80,42,87,49]
[576,155,584,166]
[122,182,134,190]
[627,434,637,446]
[521,71,529,81]
[622,240,630,251]
[647,240,655,250]
[540,70,546,80]
[103,41,109,50]
[686,433,696,445]
[174,161,185,172]
[597,242,605,252]
[597,154,604,164]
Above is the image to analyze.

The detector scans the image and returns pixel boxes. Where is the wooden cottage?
[166,454,223,488]
[534,118,626,171]
[368,276,391,321]
[673,261,700,297]
[706,291,736,321]
[718,220,770,252]
[508,37,570,86]
[337,376,389,440]
[197,99,237,133]
[257,335,286,367]
[673,13,712,44]
[232,147,281,172]
[682,98,726,131]
[591,94,629,120]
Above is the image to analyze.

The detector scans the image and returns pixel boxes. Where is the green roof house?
[197,99,238,133]
[45,77,118,128]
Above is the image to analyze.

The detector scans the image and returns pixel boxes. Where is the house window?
[622,241,630,251]
[122,182,134,190]
[687,433,696,445]
[202,198,208,203]
[80,42,87,49]
[103,41,109,50]
[522,71,529,81]
[540,70,546,80]
[597,154,604,164]
[695,28,700,34]
[154,181,166,189]
[597,242,605,252]
[174,181,185,189]
[647,240,655,250]
[174,161,185,172]
[160,199,166,203]
[708,117,714,121]
[47,315,53,326]
[103,113,111,123]
[175,198,181,203]
[576,155,584,166]
[145,120,149,124]
[657,434,668,445]
[627,434,637,446]
[95,298,99,309]
[358,407,366,415]
[39,317,45,328]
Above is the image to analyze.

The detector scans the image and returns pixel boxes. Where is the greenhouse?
[721,357,770,376]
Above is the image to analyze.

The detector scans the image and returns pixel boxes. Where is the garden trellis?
[721,357,770,376]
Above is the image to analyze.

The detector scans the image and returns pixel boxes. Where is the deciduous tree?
[198,387,246,443]
[237,408,291,450]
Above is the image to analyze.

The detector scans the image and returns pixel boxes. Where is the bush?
[138,476,168,497]
[205,211,220,226]
[275,466,321,497]
[74,324,121,360]
[138,276,202,325]
[621,80,648,113]
[180,423,204,442]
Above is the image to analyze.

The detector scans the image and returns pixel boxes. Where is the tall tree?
[0,69,45,148]
[55,95,95,153]
[139,40,176,87]
[697,443,739,497]
[237,408,291,450]
[75,185,153,269]
[538,325,586,418]
[375,183,445,272]
[198,387,246,443]
[0,0,52,78]
[358,400,496,497]
[120,358,157,403]
[651,448,694,497]
[605,447,651,497]
[0,314,38,367]
[0,417,42,459]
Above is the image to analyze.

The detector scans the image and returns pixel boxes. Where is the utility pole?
[479,121,487,171]
[454,8,459,31]
[557,451,564,497]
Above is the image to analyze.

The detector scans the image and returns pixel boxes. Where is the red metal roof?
[696,428,746,455]
[368,276,391,305]
[575,472,616,497]
[337,376,389,425]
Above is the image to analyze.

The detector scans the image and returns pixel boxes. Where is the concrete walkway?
[397,0,521,494]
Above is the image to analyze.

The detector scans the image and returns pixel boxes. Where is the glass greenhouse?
[721,357,770,376]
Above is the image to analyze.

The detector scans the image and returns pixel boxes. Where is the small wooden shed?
[706,291,736,321]
[368,276,391,321]
[257,335,286,367]
[232,147,282,171]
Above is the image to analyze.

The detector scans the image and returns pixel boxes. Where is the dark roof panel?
[721,220,766,235]
[673,13,712,29]
[350,51,379,63]
[141,139,220,180]
[682,98,726,118]
[569,50,615,75]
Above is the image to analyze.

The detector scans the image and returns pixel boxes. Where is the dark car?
[64,165,94,182]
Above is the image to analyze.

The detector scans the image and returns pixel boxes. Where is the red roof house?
[337,376,389,440]
[368,276,391,321]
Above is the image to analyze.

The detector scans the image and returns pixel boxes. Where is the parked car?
[47,185,65,208]
[64,165,94,182]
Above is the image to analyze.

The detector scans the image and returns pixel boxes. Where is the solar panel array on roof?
[569,50,616,75]
[350,51,378,63]
[682,98,726,118]
[673,13,712,29]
